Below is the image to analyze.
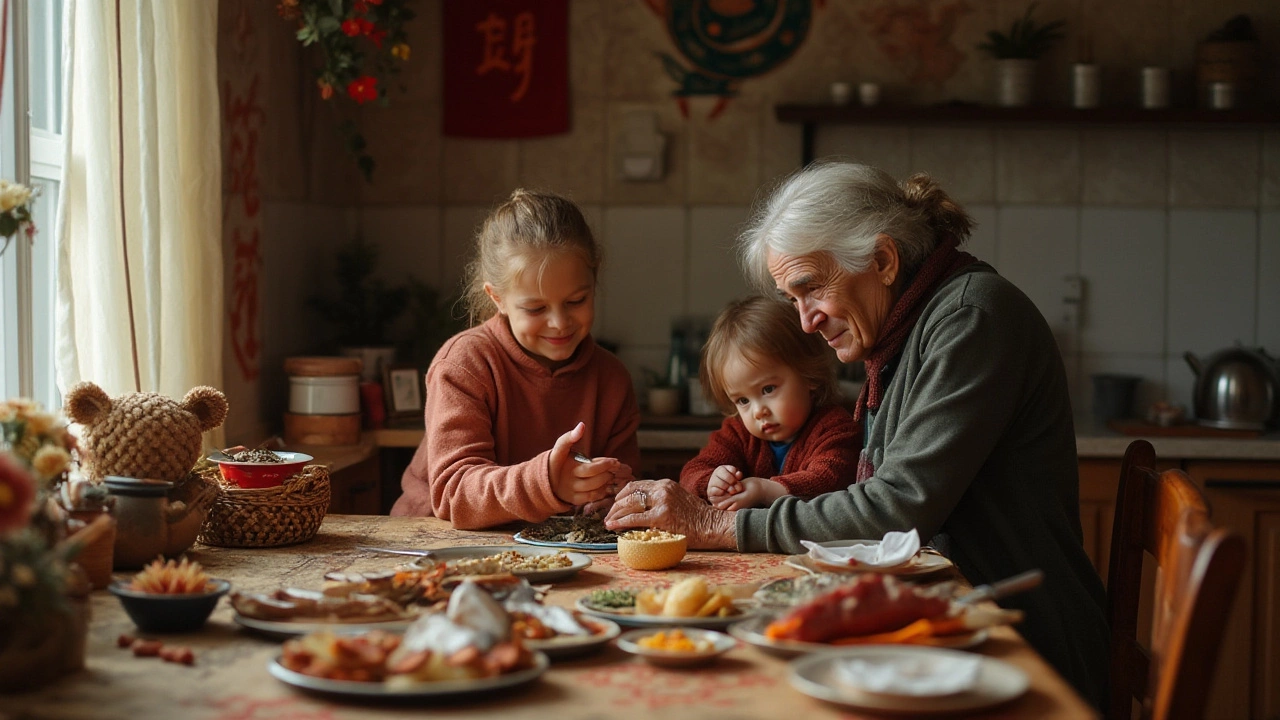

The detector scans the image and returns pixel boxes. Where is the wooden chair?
[1106,439,1247,720]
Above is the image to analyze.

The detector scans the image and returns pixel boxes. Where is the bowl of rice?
[207,447,312,489]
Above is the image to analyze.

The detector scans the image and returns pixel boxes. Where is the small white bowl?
[616,627,736,667]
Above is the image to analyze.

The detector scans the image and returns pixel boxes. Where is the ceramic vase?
[996,59,1036,107]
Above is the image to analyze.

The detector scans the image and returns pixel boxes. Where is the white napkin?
[837,653,981,697]
[802,529,921,568]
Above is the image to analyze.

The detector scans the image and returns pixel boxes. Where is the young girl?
[390,189,640,529]
[680,296,859,511]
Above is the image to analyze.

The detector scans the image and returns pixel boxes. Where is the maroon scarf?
[854,236,977,481]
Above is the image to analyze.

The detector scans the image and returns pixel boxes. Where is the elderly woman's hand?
[603,479,737,550]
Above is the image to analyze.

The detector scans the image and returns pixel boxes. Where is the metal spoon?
[957,569,1044,605]
[355,546,434,559]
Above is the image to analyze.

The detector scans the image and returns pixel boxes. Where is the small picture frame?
[383,364,424,419]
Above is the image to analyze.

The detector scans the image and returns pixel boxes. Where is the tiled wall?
[231,0,1280,432]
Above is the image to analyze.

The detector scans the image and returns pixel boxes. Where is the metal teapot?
[1184,346,1280,430]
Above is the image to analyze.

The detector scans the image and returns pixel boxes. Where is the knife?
[957,569,1044,605]
[355,546,435,558]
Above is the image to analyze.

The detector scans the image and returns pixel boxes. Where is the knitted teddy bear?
[63,381,229,483]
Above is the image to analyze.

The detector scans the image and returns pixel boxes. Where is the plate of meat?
[742,574,1019,656]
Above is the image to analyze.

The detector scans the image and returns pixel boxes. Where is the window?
[0,0,64,408]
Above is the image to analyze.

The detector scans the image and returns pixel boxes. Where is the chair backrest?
[1106,440,1247,720]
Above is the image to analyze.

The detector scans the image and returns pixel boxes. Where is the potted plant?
[400,278,467,369]
[976,3,1066,107]
[641,368,682,417]
[307,235,408,382]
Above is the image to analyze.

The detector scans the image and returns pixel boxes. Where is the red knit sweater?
[679,404,860,500]
[390,314,641,529]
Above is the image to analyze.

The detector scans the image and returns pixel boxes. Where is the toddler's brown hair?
[699,296,839,414]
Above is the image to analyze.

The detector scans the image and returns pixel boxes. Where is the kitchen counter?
[638,416,1280,461]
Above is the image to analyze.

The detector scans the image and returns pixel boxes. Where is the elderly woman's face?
[766,242,899,363]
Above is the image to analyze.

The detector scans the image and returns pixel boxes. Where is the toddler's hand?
[706,465,742,500]
[715,476,787,511]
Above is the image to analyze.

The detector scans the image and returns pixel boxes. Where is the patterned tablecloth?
[2,515,1096,719]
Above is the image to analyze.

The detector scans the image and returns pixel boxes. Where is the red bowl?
[209,451,313,489]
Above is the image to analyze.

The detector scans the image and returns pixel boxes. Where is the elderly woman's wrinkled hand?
[603,479,737,550]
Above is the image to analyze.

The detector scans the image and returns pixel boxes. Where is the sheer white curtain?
[56,0,222,433]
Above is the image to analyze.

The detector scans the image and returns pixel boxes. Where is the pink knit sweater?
[390,314,641,529]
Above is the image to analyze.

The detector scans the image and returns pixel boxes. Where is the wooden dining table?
[4,515,1097,719]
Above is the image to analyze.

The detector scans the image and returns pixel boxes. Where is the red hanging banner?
[443,0,569,138]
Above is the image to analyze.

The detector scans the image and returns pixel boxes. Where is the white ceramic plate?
[268,651,549,698]
[234,613,416,639]
[512,530,616,553]
[728,614,988,658]
[418,545,593,583]
[523,615,621,659]
[574,596,759,629]
[616,627,737,667]
[786,540,954,577]
[788,646,1028,715]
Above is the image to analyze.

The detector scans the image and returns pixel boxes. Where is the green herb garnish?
[587,588,635,608]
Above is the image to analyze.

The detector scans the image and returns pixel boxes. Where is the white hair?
[737,161,973,292]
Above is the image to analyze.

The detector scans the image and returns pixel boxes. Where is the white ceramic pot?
[996,59,1036,107]
[289,375,361,415]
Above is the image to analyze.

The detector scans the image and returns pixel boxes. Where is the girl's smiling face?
[485,251,595,369]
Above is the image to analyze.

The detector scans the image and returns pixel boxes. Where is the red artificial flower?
[341,18,362,37]
[0,453,36,534]
[368,27,388,48]
[358,18,375,35]
[346,76,379,104]
[354,0,369,13]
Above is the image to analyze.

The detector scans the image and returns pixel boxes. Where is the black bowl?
[109,578,231,633]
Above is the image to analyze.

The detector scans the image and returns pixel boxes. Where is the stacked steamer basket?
[283,356,362,445]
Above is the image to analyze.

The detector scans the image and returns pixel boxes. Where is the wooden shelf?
[775,103,1280,164]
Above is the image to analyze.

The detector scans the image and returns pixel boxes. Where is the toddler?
[680,296,859,511]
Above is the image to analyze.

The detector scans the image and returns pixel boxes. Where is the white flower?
[0,180,32,213]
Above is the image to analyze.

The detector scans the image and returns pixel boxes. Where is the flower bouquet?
[0,179,38,258]
[0,400,110,691]
[277,0,415,180]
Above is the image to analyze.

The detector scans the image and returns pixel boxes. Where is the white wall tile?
[1168,131,1261,208]
[996,129,1081,205]
[909,127,996,204]
[965,205,997,267]
[1167,210,1258,357]
[1079,208,1166,354]
[688,206,753,319]
[1080,129,1168,207]
[995,206,1080,348]
[1264,131,1280,209]
[599,207,687,347]
[359,206,444,289]
[1260,211,1280,353]
[814,126,913,181]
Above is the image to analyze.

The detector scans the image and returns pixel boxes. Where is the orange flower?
[391,43,410,61]
[317,79,334,100]
[346,76,378,104]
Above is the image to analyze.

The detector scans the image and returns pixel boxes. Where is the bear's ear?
[64,382,112,426]
[181,386,229,432]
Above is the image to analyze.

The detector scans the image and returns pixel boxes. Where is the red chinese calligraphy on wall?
[443,0,568,138]
[223,74,264,381]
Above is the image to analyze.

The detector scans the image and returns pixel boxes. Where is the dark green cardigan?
[736,263,1109,708]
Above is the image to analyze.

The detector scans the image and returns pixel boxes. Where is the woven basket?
[197,465,330,548]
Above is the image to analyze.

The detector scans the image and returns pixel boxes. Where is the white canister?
[1141,67,1170,109]
[829,81,852,106]
[289,375,361,415]
[1072,64,1100,108]
[858,82,882,107]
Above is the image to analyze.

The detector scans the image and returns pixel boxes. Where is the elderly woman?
[606,162,1108,707]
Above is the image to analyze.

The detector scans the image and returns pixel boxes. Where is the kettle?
[1184,346,1280,430]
